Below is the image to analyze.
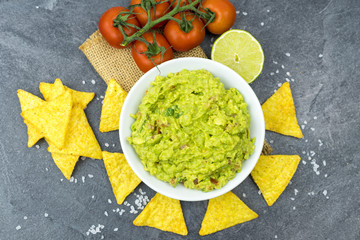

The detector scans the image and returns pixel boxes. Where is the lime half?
[211,30,264,84]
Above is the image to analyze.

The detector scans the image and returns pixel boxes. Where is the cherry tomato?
[131,0,170,28]
[132,32,173,72]
[99,7,140,49]
[164,12,205,52]
[170,0,190,8]
[201,0,236,35]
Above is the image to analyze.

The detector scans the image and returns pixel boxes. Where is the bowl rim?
[119,57,265,201]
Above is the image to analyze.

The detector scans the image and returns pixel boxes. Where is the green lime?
[211,30,264,83]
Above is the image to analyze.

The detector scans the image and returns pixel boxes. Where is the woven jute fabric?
[79,30,272,154]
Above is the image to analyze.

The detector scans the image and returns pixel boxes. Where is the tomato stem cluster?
[119,0,214,46]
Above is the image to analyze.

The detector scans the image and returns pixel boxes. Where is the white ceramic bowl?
[119,57,265,201]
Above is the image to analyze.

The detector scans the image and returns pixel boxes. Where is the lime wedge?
[211,30,264,84]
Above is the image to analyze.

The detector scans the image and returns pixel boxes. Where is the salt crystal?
[242,12,248,16]
[112,144,115,147]
[35,6,39,9]
[286,72,291,76]
[16,225,21,230]
[281,65,285,69]
[324,174,328,178]
[323,160,326,166]
[114,228,118,232]
[267,9,270,12]
[275,235,278,239]
[82,176,85,183]
[302,151,306,154]
[285,52,291,57]
[108,199,112,204]
[74,178,77,183]
[323,190,327,196]
[273,60,278,64]
[258,190,261,195]
[305,139,308,142]
[243,193,247,198]
[269,140,274,144]
[88,174,94,178]
[105,143,109,147]
[278,83,282,87]
[290,197,295,201]
[260,22,264,26]
[104,211,108,216]
[101,235,104,239]
[91,80,96,85]
[304,120,307,124]
[96,97,100,101]
[301,125,305,129]
[101,100,104,104]
[270,72,274,76]
[294,189,298,195]
[285,78,290,82]
[24,216,27,220]
[326,196,329,199]
[236,10,240,14]
[100,95,104,99]
[44,212,48,217]
[310,127,315,131]
[310,151,315,157]
[60,178,63,182]
[70,176,74,182]
[82,81,85,84]
[276,69,279,73]
[291,78,295,82]
[35,145,40,149]
[92,195,95,199]
[293,206,296,210]
[314,116,318,120]
[45,168,48,171]
[302,160,307,165]
[319,54,323,58]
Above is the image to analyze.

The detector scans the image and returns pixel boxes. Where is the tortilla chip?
[21,91,72,149]
[99,79,127,132]
[251,155,301,206]
[47,106,102,159]
[133,193,188,236]
[102,151,141,204]
[17,90,45,147]
[262,82,303,138]
[199,192,258,236]
[51,153,79,180]
[40,79,94,109]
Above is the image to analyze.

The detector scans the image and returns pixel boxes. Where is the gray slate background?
[1,0,359,239]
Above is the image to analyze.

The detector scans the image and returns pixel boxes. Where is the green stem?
[121,0,203,46]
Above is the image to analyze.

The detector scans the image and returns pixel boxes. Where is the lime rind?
[211,29,264,84]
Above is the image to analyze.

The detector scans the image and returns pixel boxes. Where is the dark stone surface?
[1,0,359,239]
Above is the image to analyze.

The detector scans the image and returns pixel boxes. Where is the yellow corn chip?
[21,91,72,149]
[40,79,94,109]
[17,90,45,147]
[48,106,102,159]
[51,153,79,180]
[99,79,127,132]
[251,155,301,206]
[199,192,258,236]
[133,193,188,236]
[262,82,303,138]
[102,151,141,204]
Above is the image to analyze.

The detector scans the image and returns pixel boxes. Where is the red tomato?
[201,0,236,35]
[130,0,170,28]
[132,32,173,72]
[99,7,140,48]
[164,12,205,52]
[170,0,190,8]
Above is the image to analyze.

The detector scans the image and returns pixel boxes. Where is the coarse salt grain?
[260,22,264,26]
[236,10,240,14]
[242,12,248,15]
[82,80,85,84]
[108,199,112,204]
[319,54,323,58]
[270,72,274,76]
[323,160,326,166]
[311,127,315,131]
[45,168,48,171]
[302,160,307,165]
[104,211,108,216]
[301,125,305,129]
[273,60,278,64]
[293,206,296,210]
[278,83,282,87]
[243,193,247,198]
[286,72,291,76]
[74,178,77,183]
[60,178,63,182]
[324,174,328,178]
[286,78,290,82]
[276,69,279,73]
[88,174,94,178]
[294,189,298,195]
[35,145,40,149]
[70,176,74,182]
[114,228,118,232]
[92,195,95,199]
[285,52,291,57]
[91,80,96,85]
[267,9,270,12]
[82,176,85,183]
[314,116,318,119]
[16,225,21,230]
[105,143,109,147]
[258,190,261,195]
[44,212,48,217]
[100,95,104,99]
[24,216,27,220]
[291,78,295,82]
[281,65,285,69]
[323,190,327,196]
[269,140,274,144]
[290,197,295,201]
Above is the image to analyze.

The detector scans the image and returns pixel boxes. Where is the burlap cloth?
[79,30,272,155]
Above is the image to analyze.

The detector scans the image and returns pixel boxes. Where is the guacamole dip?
[127,69,254,192]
